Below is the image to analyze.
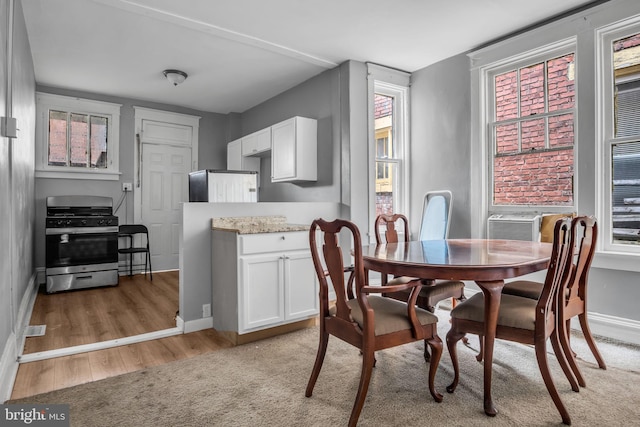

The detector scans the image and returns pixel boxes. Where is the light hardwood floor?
[11,271,233,400]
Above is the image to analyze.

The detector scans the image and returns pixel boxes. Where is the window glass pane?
[612,141,640,245]
[521,118,545,151]
[548,54,575,112]
[549,114,574,147]
[376,137,389,158]
[90,116,108,168]
[495,123,518,154]
[375,161,397,216]
[69,113,89,167]
[495,70,518,121]
[494,148,573,206]
[520,63,545,116]
[48,110,67,166]
[613,33,640,138]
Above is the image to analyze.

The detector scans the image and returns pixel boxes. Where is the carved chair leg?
[551,329,581,391]
[349,349,375,427]
[535,340,572,425]
[446,328,465,393]
[578,313,607,370]
[306,331,329,397]
[476,335,484,362]
[425,336,443,402]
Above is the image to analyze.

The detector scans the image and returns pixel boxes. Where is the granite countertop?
[211,215,308,234]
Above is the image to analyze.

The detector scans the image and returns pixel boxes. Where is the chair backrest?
[567,216,597,300]
[536,217,574,329]
[374,214,409,244]
[309,218,366,321]
[419,190,452,240]
[119,224,149,235]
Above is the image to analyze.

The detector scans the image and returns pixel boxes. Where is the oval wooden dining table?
[361,238,553,417]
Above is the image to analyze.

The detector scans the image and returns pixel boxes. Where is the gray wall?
[409,53,472,239]
[33,86,230,270]
[1,0,36,399]
[238,67,342,204]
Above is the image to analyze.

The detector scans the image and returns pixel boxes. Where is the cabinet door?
[271,118,296,181]
[242,128,271,156]
[284,251,319,320]
[239,254,284,331]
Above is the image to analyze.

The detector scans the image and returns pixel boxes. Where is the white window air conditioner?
[487,214,541,241]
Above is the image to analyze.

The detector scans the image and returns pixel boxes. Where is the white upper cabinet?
[226,116,317,182]
[241,128,271,156]
[271,117,317,182]
[227,138,260,173]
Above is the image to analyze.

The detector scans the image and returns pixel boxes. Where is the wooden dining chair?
[306,218,443,427]
[446,217,577,425]
[374,213,466,313]
[501,216,605,387]
[375,213,466,361]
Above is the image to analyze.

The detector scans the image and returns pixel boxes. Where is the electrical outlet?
[202,303,211,318]
[122,182,133,192]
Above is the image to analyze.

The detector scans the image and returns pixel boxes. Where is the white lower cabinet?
[211,230,318,336]
[240,250,317,331]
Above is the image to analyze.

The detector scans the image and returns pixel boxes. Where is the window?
[599,19,640,253]
[367,64,409,244]
[375,94,394,201]
[373,87,406,218]
[487,44,576,208]
[36,92,121,180]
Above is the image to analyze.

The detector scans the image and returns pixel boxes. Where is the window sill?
[592,251,640,273]
[35,169,121,181]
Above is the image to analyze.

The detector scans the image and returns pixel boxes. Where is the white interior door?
[141,142,191,272]
[133,109,200,274]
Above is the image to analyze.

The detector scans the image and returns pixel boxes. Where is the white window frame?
[35,92,122,180]
[483,39,577,213]
[596,15,640,256]
[367,64,410,243]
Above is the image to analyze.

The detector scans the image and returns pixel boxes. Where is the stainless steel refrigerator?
[188,170,258,202]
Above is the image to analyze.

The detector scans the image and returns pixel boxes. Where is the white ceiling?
[21,0,600,114]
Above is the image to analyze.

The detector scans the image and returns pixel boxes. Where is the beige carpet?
[11,309,640,426]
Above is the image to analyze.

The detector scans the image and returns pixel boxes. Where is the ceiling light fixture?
[162,69,188,86]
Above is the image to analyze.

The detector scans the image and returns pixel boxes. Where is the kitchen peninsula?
[179,202,342,335]
[210,215,320,345]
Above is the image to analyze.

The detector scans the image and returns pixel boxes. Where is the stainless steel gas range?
[45,195,119,293]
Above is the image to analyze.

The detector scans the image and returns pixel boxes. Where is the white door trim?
[132,107,200,224]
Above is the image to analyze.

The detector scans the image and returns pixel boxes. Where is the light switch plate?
[1,116,17,138]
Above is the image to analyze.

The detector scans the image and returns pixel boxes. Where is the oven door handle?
[46,227,119,235]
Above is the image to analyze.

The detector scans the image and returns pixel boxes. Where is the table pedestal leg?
[476,280,505,417]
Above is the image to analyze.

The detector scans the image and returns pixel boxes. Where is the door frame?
[132,107,200,225]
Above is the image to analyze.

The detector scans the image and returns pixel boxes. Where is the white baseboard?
[580,312,640,346]
[182,316,213,334]
[19,327,183,363]
[15,271,40,356]
[0,333,18,403]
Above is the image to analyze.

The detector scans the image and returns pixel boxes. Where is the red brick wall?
[375,94,392,119]
[493,53,575,205]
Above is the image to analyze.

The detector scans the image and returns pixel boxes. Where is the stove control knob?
[81,219,87,226]
[57,220,64,226]
[66,219,72,226]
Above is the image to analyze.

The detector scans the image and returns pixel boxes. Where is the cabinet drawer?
[240,231,308,255]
